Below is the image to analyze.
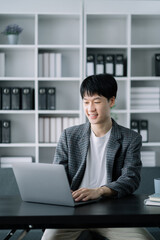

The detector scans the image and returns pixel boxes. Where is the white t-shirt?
[79,128,111,189]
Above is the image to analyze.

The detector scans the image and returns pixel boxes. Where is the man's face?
[83,93,115,125]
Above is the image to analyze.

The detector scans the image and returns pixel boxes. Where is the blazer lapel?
[78,122,90,169]
[107,120,122,183]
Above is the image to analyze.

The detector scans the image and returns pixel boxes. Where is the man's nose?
[88,103,95,111]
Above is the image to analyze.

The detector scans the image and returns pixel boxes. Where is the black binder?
[131,120,139,133]
[11,87,21,110]
[39,88,47,110]
[47,87,56,110]
[96,54,104,74]
[2,87,11,110]
[139,120,148,142]
[0,120,2,143]
[155,54,160,76]
[115,54,124,77]
[22,88,33,110]
[105,55,114,76]
[0,88,2,109]
[2,120,11,143]
[87,54,95,76]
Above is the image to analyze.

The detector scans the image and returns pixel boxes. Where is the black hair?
[80,74,118,100]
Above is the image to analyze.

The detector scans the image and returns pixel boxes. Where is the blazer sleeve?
[53,130,69,172]
[106,134,142,198]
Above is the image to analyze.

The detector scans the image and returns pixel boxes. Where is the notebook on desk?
[12,162,100,207]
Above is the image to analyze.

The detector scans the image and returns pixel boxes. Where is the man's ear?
[109,96,116,108]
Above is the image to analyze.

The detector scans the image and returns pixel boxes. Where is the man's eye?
[95,102,100,104]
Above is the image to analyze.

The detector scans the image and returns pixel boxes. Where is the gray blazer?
[54,119,142,198]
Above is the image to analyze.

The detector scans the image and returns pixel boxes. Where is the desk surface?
[0,195,160,229]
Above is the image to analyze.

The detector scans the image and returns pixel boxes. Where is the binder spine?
[155,53,160,76]
[22,88,33,110]
[2,87,11,110]
[0,120,2,143]
[0,88,2,109]
[131,120,139,133]
[115,54,124,77]
[140,120,148,143]
[2,120,11,143]
[11,87,21,110]
[39,88,47,110]
[47,87,56,110]
[96,54,104,74]
[105,55,114,75]
[87,54,95,76]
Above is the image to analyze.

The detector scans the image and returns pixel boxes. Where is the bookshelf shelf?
[130,110,160,113]
[0,143,36,147]
[143,142,160,147]
[38,77,81,82]
[38,110,80,115]
[131,77,160,81]
[86,45,128,49]
[0,77,35,81]
[38,45,81,49]
[131,45,160,49]
[0,110,35,114]
[38,143,57,147]
[0,45,35,49]
[111,110,128,114]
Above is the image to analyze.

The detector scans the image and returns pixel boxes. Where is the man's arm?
[106,133,142,198]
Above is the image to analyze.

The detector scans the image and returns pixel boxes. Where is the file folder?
[2,87,11,110]
[105,55,114,75]
[47,87,56,110]
[115,54,124,77]
[2,120,11,143]
[131,120,139,133]
[155,54,160,76]
[39,88,47,110]
[140,120,148,142]
[96,54,104,74]
[0,88,1,109]
[87,54,95,76]
[0,120,2,143]
[0,52,5,77]
[11,88,21,110]
[22,88,33,110]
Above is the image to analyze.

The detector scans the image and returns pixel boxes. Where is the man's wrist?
[98,186,117,197]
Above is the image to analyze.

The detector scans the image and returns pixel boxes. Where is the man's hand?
[72,186,116,202]
[72,188,101,202]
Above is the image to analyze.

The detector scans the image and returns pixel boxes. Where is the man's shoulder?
[113,120,141,139]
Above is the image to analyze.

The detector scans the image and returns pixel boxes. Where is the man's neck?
[91,119,112,137]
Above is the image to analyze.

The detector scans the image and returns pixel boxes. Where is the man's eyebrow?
[83,97,101,100]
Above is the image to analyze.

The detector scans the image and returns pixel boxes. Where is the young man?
[42,74,153,240]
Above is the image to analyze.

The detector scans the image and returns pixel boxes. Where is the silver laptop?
[12,162,99,207]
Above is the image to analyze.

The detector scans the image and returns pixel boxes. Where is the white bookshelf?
[84,0,160,167]
[1,0,160,167]
[0,0,83,164]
